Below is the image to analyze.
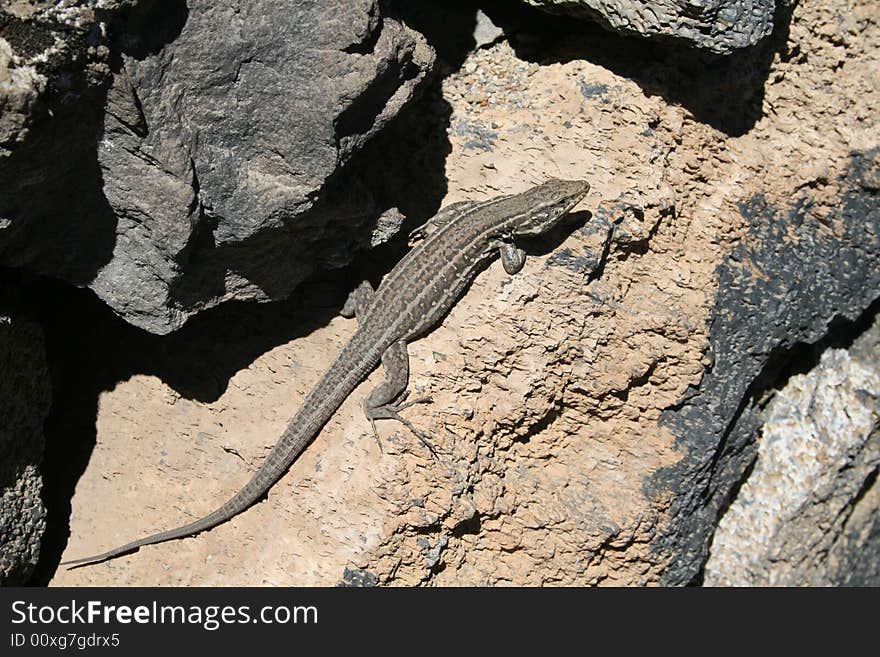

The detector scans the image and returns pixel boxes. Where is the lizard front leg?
[408,199,480,244]
[500,242,527,274]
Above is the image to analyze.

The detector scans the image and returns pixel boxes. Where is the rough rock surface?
[520,0,782,53]
[47,0,879,586]
[0,2,125,283]
[0,300,51,585]
[705,316,880,586]
[657,155,880,585]
[1,0,435,334]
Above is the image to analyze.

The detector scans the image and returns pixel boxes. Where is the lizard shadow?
[516,209,595,265]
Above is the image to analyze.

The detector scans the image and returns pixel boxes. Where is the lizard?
[63,177,590,568]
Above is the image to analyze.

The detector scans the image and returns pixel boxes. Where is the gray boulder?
[1,1,435,334]
[705,314,880,586]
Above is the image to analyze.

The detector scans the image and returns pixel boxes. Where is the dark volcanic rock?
[521,0,782,53]
[0,302,51,585]
[655,150,880,585]
[0,2,124,285]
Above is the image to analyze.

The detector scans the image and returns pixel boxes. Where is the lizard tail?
[62,328,379,569]
[62,410,318,569]
[61,506,233,568]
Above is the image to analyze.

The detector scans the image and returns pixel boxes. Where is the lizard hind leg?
[364,340,437,457]
[341,280,376,320]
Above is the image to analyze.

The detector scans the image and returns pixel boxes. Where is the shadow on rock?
[473,0,796,137]
[25,266,347,584]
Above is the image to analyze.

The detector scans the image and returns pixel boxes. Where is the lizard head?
[511,178,590,237]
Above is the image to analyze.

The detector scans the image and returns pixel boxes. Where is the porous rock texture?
[46,0,879,586]
[705,316,880,586]
[0,300,51,585]
[520,0,782,53]
[0,1,129,286]
[0,0,435,334]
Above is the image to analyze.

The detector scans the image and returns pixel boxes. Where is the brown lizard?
[63,178,590,567]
